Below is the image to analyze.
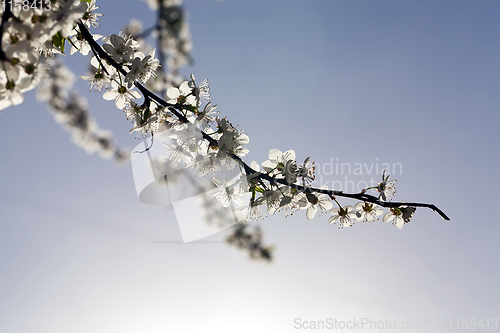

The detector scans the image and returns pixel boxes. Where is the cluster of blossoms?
[0,0,270,260]
[0,0,184,158]
[0,0,127,162]
[0,0,271,259]
[207,147,414,229]
[0,0,100,109]
[37,59,128,161]
[140,0,192,74]
[139,73,416,229]
[0,0,448,259]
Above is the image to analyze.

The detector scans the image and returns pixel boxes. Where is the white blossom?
[262,149,297,183]
[212,178,244,208]
[49,0,86,38]
[103,80,142,109]
[383,206,416,229]
[197,101,218,129]
[383,207,405,229]
[0,65,31,109]
[354,201,384,222]
[69,30,102,56]
[187,152,221,177]
[298,157,315,185]
[377,169,397,201]
[163,141,193,164]
[255,189,281,214]
[166,80,195,106]
[79,57,113,92]
[236,201,264,222]
[81,0,103,29]
[102,32,139,64]
[305,186,333,220]
[125,49,160,84]
[190,74,211,107]
[329,205,356,229]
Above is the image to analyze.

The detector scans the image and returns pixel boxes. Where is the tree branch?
[77,22,450,222]
[0,4,14,61]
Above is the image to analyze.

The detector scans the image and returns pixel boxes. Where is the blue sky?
[1,0,499,332]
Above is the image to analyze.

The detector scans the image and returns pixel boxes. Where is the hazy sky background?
[1,0,499,332]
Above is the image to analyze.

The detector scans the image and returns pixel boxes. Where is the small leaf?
[52,32,66,54]
[143,108,151,121]
[183,105,197,113]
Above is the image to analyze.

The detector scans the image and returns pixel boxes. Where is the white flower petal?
[374,208,384,217]
[103,90,118,100]
[306,205,317,220]
[284,149,295,162]
[115,95,127,109]
[328,215,339,224]
[261,160,276,171]
[394,217,404,229]
[383,212,394,223]
[320,199,333,211]
[166,87,180,100]
[179,81,192,95]
[268,149,282,161]
[250,161,260,172]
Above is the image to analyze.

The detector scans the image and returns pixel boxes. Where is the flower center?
[391,207,402,216]
[6,81,15,90]
[24,64,35,75]
[10,35,19,45]
[177,95,187,104]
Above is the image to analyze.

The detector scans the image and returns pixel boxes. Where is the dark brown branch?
[0,5,14,61]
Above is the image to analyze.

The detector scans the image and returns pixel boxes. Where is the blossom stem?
[332,197,342,209]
